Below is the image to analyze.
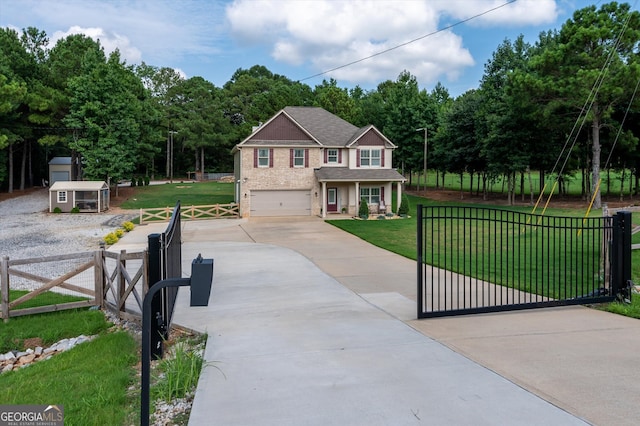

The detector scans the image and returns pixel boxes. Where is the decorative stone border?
[0,335,95,373]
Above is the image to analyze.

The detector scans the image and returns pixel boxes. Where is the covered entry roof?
[49,181,108,191]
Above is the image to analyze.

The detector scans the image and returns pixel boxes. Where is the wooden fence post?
[118,250,126,318]
[94,250,104,308]
[1,256,9,321]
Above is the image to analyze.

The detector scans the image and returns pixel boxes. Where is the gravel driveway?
[0,188,134,260]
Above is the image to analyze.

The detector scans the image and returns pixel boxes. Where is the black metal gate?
[417,205,632,318]
[148,201,182,357]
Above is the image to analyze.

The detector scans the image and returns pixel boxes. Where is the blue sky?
[0,1,635,97]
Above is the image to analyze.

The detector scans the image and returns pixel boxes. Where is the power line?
[298,0,518,83]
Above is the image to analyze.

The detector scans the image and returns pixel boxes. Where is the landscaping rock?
[0,335,96,374]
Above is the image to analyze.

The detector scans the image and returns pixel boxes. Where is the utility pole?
[169,131,177,183]
[415,127,428,192]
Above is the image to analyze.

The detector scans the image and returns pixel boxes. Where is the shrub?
[71,206,80,213]
[144,176,150,186]
[358,198,369,219]
[131,177,136,187]
[137,176,144,186]
[115,229,124,238]
[122,221,135,232]
[104,232,119,245]
[53,207,62,214]
[398,195,410,216]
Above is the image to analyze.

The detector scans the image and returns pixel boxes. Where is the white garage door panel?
[251,190,311,216]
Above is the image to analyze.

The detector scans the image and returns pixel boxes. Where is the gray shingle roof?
[283,107,359,147]
[314,167,406,182]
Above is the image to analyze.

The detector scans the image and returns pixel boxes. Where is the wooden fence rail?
[139,203,239,224]
[1,250,147,321]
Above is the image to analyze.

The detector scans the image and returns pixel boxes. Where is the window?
[359,149,381,167]
[290,148,308,168]
[57,191,67,203]
[258,149,270,167]
[293,149,305,167]
[360,187,380,205]
[327,149,338,163]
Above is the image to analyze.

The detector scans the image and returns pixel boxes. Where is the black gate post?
[417,204,424,319]
[147,233,165,359]
[612,211,632,298]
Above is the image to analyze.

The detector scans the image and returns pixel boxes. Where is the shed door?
[251,190,311,216]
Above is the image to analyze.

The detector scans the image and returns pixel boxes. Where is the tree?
[313,78,359,122]
[478,36,535,205]
[523,2,640,208]
[0,74,27,187]
[135,63,185,178]
[169,77,232,174]
[432,90,484,198]
[376,71,437,186]
[64,49,144,191]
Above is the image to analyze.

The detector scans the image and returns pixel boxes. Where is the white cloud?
[50,26,142,63]
[1,0,226,71]
[226,0,473,86]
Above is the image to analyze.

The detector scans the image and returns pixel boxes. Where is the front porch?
[317,180,404,218]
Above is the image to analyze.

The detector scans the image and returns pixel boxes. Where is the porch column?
[355,181,360,213]
[321,181,327,218]
[396,182,402,214]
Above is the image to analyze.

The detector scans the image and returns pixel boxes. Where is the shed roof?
[49,181,108,191]
[48,156,72,165]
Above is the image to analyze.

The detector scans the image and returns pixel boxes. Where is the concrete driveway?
[120,216,640,425]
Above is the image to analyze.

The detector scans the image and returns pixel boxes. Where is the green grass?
[0,309,139,426]
[410,169,637,198]
[599,293,640,318]
[7,289,88,311]
[0,308,110,353]
[119,181,234,209]
[153,334,207,403]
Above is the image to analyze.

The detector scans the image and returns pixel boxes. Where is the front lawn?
[118,181,234,209]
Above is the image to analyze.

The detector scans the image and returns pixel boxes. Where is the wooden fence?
[604,204,640,249]
[1,250,147,321]
[139,203,239,224]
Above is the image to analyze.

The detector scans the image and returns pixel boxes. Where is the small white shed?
[49,181,110,213]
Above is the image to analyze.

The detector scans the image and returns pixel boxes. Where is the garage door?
[251,190,311,216]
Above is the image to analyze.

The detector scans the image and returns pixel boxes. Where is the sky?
[0,0,636,97]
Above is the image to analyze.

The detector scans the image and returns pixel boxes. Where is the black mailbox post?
[140,254,213,426]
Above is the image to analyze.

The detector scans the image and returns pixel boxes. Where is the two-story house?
[232,106,406,218]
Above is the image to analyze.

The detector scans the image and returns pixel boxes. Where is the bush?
[358,198,369,219]
[115,229,124,238]
[398,195,410,216]
[131,177,136,187]
[104,232,119,245]
[137,176,144,186]
[53,207,62,213]
[122,221,134,232]
[144,176,150,186]
[71,206,80,213]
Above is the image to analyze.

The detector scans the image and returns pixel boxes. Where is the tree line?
[1,2,639,208]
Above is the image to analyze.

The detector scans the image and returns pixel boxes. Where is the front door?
[327,187,338,212]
